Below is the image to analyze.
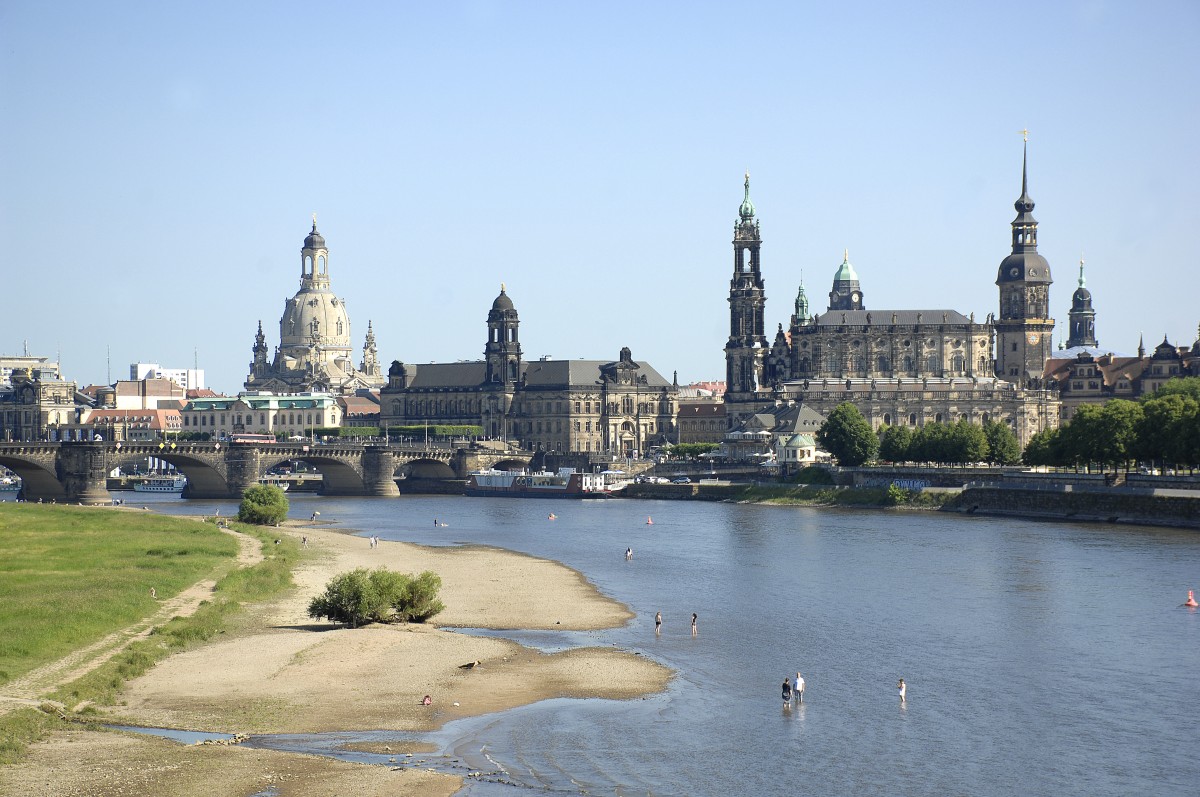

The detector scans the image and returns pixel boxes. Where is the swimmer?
[1185,590,1198,608]
[548,513,557,520]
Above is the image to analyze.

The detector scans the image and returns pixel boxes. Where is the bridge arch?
[109,451,231,499]
[0,450,64,501]
[401,457,458,480]
[259,453,367,495]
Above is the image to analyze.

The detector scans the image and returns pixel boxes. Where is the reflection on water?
[145,493,1200,796]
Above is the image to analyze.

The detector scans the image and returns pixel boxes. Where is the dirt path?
[0,525,262,715]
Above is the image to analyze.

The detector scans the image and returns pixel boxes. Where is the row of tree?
[817,403,1022,467]
[1024,378,1200,471]
[815,377,1200,471]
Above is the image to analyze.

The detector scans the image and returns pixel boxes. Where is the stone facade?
[380,287,679,456]
[245,220,383,395]
[0,368,82,442]
[677,400,725,444]
[723,148,1061,446]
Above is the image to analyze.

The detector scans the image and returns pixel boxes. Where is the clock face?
[1026,332,1040,345]
[1010,267,1020,277]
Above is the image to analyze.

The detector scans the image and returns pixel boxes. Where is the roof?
[405,362,488,389]
[523,359,673,389]
[679,402,725,417]
[1043,353,1149,388]
[808,309,974,327]
[733,403,825,435]
[339,395,381,416]
[84,408,181,430]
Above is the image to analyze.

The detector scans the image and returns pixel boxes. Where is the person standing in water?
[691,613,698,636]
[782,677,793,706]
[626,547,633,560]
[898,678,906,702]
[655,611,662,635]
[793,672,804,704]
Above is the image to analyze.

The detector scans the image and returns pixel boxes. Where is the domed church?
[245,219,383,394]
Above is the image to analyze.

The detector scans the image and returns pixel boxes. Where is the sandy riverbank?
[0,519,671,797]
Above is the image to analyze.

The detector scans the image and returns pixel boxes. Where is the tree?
[307,567,444,627]
[951,418,989,465]
[237,484,289,525]
[817,403,878,466]
[1097,399,1144,472]
[878,424,914,463]
[1137,393,1199,468]
[1023,427,1061,467]
[983,420,1021,465]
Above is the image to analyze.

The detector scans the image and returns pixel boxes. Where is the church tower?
[828,250,863,311]
[250,320,269,379]
[485,284,522,384]
[360,320,381,379]
[725,172,768,403]
[1065,257,1097,349]
[995,140,1055,384]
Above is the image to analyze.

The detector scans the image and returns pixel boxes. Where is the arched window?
[951,353,965,374]
[909,413,917,426]
[877,355,890,372]
[883,413,891,425]
[903,355,914,372]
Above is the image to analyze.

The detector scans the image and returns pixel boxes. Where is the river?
[145,493,1200,796]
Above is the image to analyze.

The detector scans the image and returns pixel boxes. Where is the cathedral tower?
[725,172,768,402]
[828,250,863,311]
[485,284,522,383]
[1065,257,1097,349]
[995,141,1055,383]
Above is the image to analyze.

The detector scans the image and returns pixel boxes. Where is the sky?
[2,1,1197,394]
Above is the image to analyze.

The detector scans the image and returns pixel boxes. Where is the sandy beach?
[0,519,672,797]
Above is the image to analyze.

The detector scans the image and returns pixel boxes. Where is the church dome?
[833,250,859,282]
[738,172,755,221]
[279,285,352,350]
[1072,286,1092,306]
[492,287,514,311]
[304,221,326,250]
[997,251,1052,284]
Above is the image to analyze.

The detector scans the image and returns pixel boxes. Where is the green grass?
[0,505,238,686]
[0,508,301,762]
[706,483,954,508]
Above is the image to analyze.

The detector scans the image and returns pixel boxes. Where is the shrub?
[237,484,289,525]
[884,483,909,506]
[308,567,444,627]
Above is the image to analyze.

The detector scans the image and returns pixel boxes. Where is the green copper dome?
[794,280,811,323]
[738,172,755,221]
[833,249,858,282]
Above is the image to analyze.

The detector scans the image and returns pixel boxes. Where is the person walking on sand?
[149,587,156,600]
[793,672,804,704]
[655,611,662,635]
[898,678,906,702]
[691,613,698,637]
[782,677,793,706]
[301,536,308,548]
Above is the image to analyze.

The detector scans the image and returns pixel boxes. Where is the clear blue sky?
[2,1,1197,393]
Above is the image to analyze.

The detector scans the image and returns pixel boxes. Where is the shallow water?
[146,493,1200,796]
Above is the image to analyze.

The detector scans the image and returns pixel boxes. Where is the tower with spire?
[485,284,522,384]
[725,172,768,411]
[1065,257,1097,349]
[360,320,381,379]
[828,250,863,311]
[995,139,1055,384]
[250,320,269,379]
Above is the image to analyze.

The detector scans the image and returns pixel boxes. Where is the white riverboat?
[133,474,187,493]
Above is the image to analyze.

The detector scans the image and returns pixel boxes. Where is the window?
[1011,342,1018,352]
[575,401,581,413]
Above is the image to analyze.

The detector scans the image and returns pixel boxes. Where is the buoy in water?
[646,517,653,525]
[1186,589,1198,608]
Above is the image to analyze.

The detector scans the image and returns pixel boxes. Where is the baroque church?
[245,220,384,395]
[379,286,679,456]
[724,146,1060,446]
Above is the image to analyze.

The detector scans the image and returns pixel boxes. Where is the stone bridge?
[0,442,532,504]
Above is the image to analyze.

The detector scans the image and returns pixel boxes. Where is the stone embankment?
[942,487,1200,529]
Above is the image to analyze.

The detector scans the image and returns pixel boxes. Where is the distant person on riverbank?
[1185,590,1198,608]
[301,536,308,548]
[149,587,156,599]
[655,611,662,635]
[793,672,804,703]
[691,613,698,636]
[782,677,793,706]
[898,678,906,702]
[422,695,432,706]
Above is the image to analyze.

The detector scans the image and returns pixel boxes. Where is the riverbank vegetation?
[308,567,445,627]
[701,483,954,509]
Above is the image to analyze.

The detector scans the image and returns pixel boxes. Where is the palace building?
[380,286,679,456]
[245,220,383,395]
[723,146,1060,446]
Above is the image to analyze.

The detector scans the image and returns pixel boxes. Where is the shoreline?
[0,513,672,797]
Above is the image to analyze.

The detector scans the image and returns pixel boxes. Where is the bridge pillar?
[58,442,111,505]
[362,446,401,496]
[224,445,264,497]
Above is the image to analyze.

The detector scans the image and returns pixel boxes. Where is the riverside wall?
[942,487,1200,529]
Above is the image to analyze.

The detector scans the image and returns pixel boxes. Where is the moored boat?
[133,474,187,493]
[259,477,291,491]
[466,468,614,498]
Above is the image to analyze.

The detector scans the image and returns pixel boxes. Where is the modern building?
[130,363,205,391]
[245,220,384,395]
[380,286,679,455]
[181,392,342,440]
[112,377,187,410]
[723,148,1060,446]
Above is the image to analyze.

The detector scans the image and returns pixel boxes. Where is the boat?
[259,477,291,491]
[466,468,616,499]
[0,476,20,496]
[133,474,187,493]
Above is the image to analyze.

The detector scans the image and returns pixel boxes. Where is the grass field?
[0,504,238,687]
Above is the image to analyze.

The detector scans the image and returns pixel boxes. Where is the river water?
[146,494,1200,796]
